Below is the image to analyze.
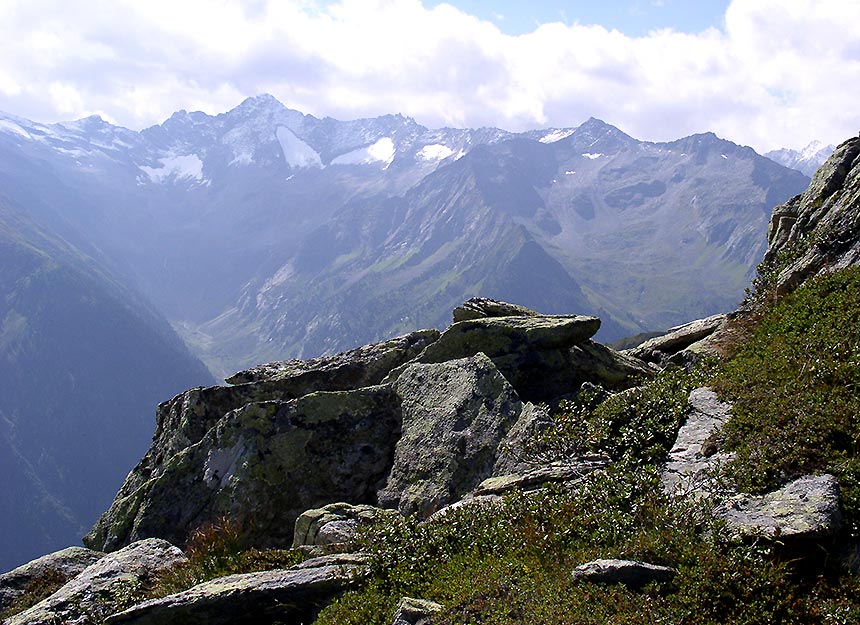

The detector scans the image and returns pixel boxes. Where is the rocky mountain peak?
[764,135,860,294]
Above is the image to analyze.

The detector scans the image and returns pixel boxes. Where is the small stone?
[572,559,677,589]
[391,596,443,625]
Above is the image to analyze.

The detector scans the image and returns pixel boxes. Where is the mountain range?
[0,96,812,379]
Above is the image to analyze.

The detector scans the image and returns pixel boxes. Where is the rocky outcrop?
[225,329,440,385]
[391,597,443,625]
[378,354,524,517]
[292,503,399,553]
[6,539,185,625]
[87,386,402,551]
[662,387,735,496]
[764,136,860,295]
[105,554,367,625]
[572,559,677,589]
[385,314,650,401]
[0,546,104,613]
[714,474,842,540]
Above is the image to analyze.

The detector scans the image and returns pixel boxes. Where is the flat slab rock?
[572,559,677,589]
[627,314,727,362]
[474,456,610,497]
[452,297,540,322]
[6,539,185,625]
[106,554,368,625]
[714,474,842,540]
[662,387,735,496]
[0,546,104,613]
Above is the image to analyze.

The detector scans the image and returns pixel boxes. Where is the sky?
[0,0,857,153]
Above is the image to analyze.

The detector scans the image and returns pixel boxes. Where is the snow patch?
[0,119,31,139]
[332,137,396,168]
[565,170,576,175]
[418,143,454,161]
[140,154,205,184]
[721,154,728,159]
[276,126,322,169]
[582,153,602,159]
[540,129,574,144]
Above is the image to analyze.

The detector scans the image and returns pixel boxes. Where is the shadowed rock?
[626,314,728,364]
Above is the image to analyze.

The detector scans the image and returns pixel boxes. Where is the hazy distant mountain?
[765,141,835,177]
[0,199,213,570]
[0,97,809,379]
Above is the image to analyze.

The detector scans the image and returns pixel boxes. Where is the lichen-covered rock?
[391,596,443,625]
[90,331,439,550]
[6,539,184,625]
[452,298,540,322]
[87,386,402,552]
[0,546,105,613]
[226,329,440,385]
[572,559,677,589]
[662,387,735,497]
[292,503,399,552]
[764,136,860,295]
[714,474,842,540]
[105,554,367,625]
[378,353,524,517]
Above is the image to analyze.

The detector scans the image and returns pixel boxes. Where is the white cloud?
[0,0,857,152]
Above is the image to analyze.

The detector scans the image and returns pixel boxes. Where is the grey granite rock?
[391,596,443,625]
[6,539,185,625]
[0,546,104,613]
[378,353,523,518]
[714,474,842,540]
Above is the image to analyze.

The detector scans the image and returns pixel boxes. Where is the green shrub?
[717,266,860,534]
[150,518,304,597]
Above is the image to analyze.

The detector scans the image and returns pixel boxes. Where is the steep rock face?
[86,386,402,552]
[764,136,860,294]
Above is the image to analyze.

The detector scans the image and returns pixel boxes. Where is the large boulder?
[0,546,105,614]
[626,313,728,364]
[385,315,649,401]
[714,474,842,540]
[292,502,399,553]
[6,539,185,625]
[86,386,402,552]
[105,554,367,625]
[378,353,524,517]
[764,136,860,296]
